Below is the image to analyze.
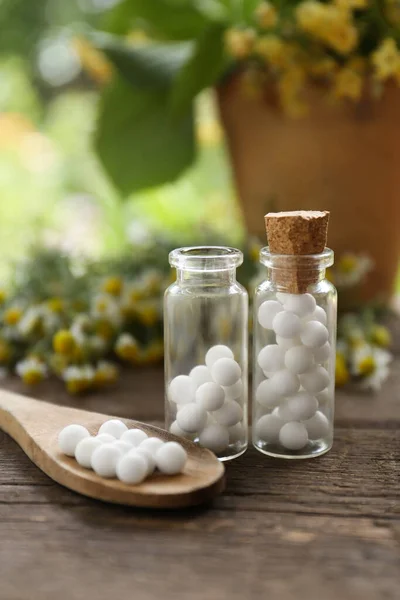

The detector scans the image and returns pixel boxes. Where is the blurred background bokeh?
[0,0,398,394]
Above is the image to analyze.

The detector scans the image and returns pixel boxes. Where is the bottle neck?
[176,268,236,286]
[260,247,334,294]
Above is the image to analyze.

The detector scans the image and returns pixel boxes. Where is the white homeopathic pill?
[95,433,116,443]
[113,440,133,455]
[304,411,330,439]
[58,424,90,457]
[300,320,329,348]
[270,369,300,396]
[75,436,103,468]
[255,379,281,409]
[300,365,330,394]
[98,419,128,440]
[284,392,318,421]
[276,335,302,350]
[223,379,243,400]
[316,389,330,407]
[272,310,302,338]
[310,305,327,325]
[313,342,331,363]
[211,357,241,387]
[205,345,234,368]
[257,344,285,372]
[258,300,283,329]
[139,437,165,457]
[135,447,156,476]
[284,345,314,374]
[213,400,243,427]
[168,375,196,405]
[195,381,225,411]
[279,422,308,450]
[120,428,148,447]
[281,293,316,318]
[91,443,123,478]
[176,404,207,433]
[116,451,148,484]
[189,365,213,388]
[199,424,229,454]
[256,413,284,444]
[169,420,196,440]
[155,441,187,475]
[228,422,245,444]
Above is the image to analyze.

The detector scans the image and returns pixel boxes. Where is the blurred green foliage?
[0,0,243,283]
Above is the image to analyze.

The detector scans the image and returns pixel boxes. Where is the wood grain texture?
[0,391,225,509]
[0,360,399,600]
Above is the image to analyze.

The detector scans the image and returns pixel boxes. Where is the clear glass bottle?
[252,247,337,459]
[164,247,248,461]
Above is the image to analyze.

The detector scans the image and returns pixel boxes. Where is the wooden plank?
[0,503,398,600]
[1,429,399,518]
[2,358,400,428]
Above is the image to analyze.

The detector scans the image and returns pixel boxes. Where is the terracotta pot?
[217,76,400,306]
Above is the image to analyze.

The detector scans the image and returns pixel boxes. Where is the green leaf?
[95,77,196,196]
[91,33,192,89]
[170,23,228,113]
[103,0,215,40]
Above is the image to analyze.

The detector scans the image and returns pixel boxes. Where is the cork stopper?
[264,210,330,293]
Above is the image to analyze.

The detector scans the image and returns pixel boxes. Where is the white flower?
[18,305,59,337]
[351,344,392,392]
[331,253,373,288]
[16,358,47,384]
[91,294,121,326]
[63,365,95,383]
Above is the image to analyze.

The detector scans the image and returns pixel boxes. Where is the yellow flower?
[334,0,368,8]
[333,67,363,101]
[93,361,118,386]
[0,339,11,363]
[47,297,64,313]
[0,289,6,305]
[133,301,160,327]
[369,325,391,348]
[307,56,337,78]
[335,352,350,386]
[255,35,285,68]
[296,1,358,55]
[115,333,140,362]
[94,318,115,340]
[338,253,358,273]
[357,355,376,376]
[102,276,123,297]
[224,27,256,60]
[16,358,47,385]
[53,330,76,355]
[4,306,23,325]
[143,340,164,363]
[372,38,400,81]
[255,2,278,29]
[63,365,94,395]
[49,353,70,376]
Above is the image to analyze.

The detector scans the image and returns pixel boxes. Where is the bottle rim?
[169,246,243,271]
[259,246,334,269]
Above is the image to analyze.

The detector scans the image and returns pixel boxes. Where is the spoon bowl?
[0,390,225,508]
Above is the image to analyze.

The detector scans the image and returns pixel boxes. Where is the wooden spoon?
[0,390,225,509]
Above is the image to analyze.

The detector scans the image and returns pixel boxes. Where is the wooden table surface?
[1,363,399,600]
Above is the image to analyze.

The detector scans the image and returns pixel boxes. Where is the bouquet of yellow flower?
[85,0,400,193]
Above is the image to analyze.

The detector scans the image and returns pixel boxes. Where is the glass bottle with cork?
[252,211,337,459]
